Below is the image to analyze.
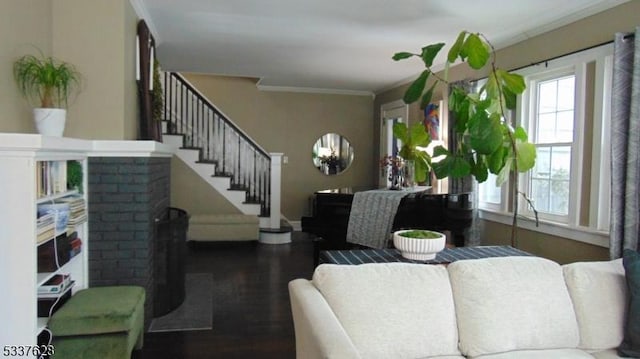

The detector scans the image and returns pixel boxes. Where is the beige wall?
[178,74,374,220]
[170,156,239,216]
[481,221,609,264]
[52,0,138,140]
[375,1,640,262]
[0,1,52,133]
[1,0,138,139]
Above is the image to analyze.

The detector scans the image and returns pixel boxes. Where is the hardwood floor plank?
[134,232,314,359]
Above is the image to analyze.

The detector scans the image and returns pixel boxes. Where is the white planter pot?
[393,229,446,261]
[33,108,66,136]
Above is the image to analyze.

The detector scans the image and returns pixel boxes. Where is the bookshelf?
[0,134,90,347]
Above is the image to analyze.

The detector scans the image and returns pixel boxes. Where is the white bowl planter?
[393,229,446,261]
[33,108,66,137]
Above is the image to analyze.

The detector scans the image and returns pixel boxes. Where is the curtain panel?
[610,27,640,258]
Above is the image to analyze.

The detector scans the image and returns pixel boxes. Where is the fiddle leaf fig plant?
[393,30,537,246]
[392,121,432,183]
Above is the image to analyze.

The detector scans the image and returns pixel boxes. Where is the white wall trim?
[91,140,175,157]
[479,209,609,248]
[256,79,374,97]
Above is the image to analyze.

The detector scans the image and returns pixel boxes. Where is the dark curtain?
[137,20,161,141]
[610,28,640,258]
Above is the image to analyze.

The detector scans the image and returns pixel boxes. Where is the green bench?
[48,286,145,359]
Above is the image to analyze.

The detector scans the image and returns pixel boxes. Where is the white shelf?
[36,189,79,204]
[0,141,90,346]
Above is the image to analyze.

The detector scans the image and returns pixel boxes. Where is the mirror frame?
[312,133,354,175]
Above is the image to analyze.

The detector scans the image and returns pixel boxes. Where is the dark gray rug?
[148,273,213,332]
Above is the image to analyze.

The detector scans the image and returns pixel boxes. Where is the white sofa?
[288,256,628,359]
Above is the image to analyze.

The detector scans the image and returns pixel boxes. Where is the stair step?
[196,160,217,165]
[229,185,249,192]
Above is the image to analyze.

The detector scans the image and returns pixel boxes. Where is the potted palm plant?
[13,51,81,136]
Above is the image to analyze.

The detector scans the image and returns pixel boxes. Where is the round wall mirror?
[312,133,354,175]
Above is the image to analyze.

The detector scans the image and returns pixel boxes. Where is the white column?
[269,153,283,229]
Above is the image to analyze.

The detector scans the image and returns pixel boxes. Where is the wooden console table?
[319,245,532,266]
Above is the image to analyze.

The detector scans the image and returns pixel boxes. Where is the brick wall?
[88,157,170,328]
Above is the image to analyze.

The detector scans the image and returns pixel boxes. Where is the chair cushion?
[619,249,640,357]
[447,256,579,357]
[312,263,461,359]
[190,214,258,225]
[49,286,145,336]
[563,258,626,350]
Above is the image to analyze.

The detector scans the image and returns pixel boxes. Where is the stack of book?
[36,213,55,244]
[36,161,68,198]
[68,233,82,259]
[58,194,87,228]
[38,274,72,297]
[38,274,74,318]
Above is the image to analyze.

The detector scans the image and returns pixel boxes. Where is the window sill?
[478,209,609,248]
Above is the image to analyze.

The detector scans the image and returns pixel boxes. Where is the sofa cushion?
[563,258,626,350]
[447,256,580,357]
[312,263,460,359]
[619,249,640,358]
[591,349,627,359]
[474,348,595,358]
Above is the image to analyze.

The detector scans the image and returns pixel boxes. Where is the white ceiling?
[134,0,627,95]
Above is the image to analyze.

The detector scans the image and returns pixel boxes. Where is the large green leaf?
[433,154,471,179]
[514,126,528,141]
[421,43,445,67]
[448,31,467,63]
[462,33,490,70]
[419,82,438,109]
[487,145,506,174]
[392,52,414,61]
[495,158,513,186]
[469,112,502,154]
[497,69,526,94]
[409,122,430,147]
[502,85,517,110]
[392,122,409,143]
[432,145,450,157]
[403,70,429,104]
[414,153,431,183]
[516,141,536,172]
[472,156,489,183]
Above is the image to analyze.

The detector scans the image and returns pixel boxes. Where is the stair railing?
[162,72,271,217]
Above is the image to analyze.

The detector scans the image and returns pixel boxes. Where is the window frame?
[477,43,613,247]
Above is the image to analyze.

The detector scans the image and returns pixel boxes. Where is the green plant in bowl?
[398,230,442,239]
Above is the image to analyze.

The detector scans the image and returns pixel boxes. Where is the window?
[529,74,575,220]
[478,43,613,244]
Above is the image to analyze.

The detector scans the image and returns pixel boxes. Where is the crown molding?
[256,79,374,98]
[129,0,162,45]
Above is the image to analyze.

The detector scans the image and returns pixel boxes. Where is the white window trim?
[478,43,613,248]
[519,67,582,224]
[479,209,609,247]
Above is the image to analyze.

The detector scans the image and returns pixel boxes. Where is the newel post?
[269,153,283,229]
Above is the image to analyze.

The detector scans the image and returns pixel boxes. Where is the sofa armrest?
[288,279,361,359]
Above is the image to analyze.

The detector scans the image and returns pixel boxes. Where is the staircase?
[161,72,290,242]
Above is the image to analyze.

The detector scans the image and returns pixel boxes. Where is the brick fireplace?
[87,141,177,328]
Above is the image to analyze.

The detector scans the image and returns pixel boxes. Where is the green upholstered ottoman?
[48,286,145,359]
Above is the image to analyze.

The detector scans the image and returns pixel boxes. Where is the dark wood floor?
[134,232,315,359]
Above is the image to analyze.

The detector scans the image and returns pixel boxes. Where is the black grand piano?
[301,186,474,265]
